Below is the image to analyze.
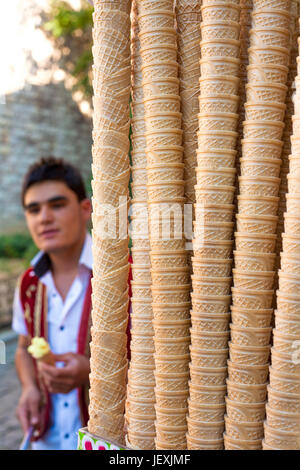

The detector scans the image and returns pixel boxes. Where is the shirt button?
[64,433,70,439]
[64,402,69,408]
[60,326,65,331]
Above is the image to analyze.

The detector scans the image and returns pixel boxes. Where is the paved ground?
[0,330,23,450]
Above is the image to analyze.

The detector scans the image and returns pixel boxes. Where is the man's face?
[23,180,91,254]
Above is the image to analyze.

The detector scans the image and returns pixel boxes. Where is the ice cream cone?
[190,313,231,334]
[224,433,262,450]
[200,57,240,77]
[196,150,236,170]
[246,81,288,102]
[229,342,271,365]
[238,175,280,197]
[27,337,56,365]
[187,416,224,440]
[223,407,258,440]
[187,434,224,450]
[226,379,268,403]
[192,276,232,296]
[193,239,233,259]
[195,185,236,205]
[196,168,236,187]
[245,101,286,122]
[144,93,180,114]
[242,138,283,160]
[201,3,240,23]
[233,269,275,291]
[236,214,278,234]
[230,324,272,347]
[199,94,239,114]
[192,258,232,277]
[235,232,277,253]
[191,292,231,314]
[190,330,230,350]
[263,421,300,450]
[189,382,227,404]
[227,360,269,385]
[152,303,191,321]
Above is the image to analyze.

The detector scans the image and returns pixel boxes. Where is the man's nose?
[39,205,53,222]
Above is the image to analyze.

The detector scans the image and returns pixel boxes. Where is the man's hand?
[38,353,90,394]
[16,384,43,434]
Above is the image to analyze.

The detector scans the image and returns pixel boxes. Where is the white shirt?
[12,233,93,450]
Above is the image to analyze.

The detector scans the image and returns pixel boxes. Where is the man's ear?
[80,198,92,222]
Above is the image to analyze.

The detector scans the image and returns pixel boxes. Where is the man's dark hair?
[21,157,87,206]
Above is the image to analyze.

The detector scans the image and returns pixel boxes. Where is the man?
[12,157,93,450]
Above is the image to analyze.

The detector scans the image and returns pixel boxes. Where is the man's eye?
[28,207,39,214]
[52,203,65,209]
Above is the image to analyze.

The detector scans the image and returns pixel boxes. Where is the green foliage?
[0,234,38,266]
[44,2,93,38]
[43,1,93,97]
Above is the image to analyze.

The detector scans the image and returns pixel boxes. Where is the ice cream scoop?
[28,337,55,365]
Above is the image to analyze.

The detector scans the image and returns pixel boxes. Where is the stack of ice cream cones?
[187,0,241,450]
[176,0,201,206]
[125,3,156,450]
[88,0,131,446]
[225,0,292,450]
[234,0,253,212]
[175,0,201,274]
[136,0,191,450]
[273,0,299,305]
[263,25,300,450]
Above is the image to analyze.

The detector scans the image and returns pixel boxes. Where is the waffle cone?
[88,410,125,445]
[38,351,56,366]
[199,94,239,114]
[188,400,225,423]
[224,433,262,450]
[126,432,155,450]
[227,360,269,385]
[225,416,264,442]
[187,434,224,450]
[187,416,224,441]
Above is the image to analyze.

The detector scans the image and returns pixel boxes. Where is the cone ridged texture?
[176,0,201,205]
[187,0,241,450]
[263,13,300,451]
[234,0,253,213]
[88,0,131,446]
[273,0,299,306]
[225,0,292,450]
[125,3,156,450]
[136,0,192,450]
[86,0,300,451]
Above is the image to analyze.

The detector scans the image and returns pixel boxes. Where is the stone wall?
[0,275,19,328]
[0,0,92,232]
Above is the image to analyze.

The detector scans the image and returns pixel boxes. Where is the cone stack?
[125,3,156,450]
[263,21,300,450]
[136,0,191,450]
[273,0,299,307]
[175,0,201,274]
[187,0,241,450]
[225,0,292,450]
[234,0,253,213]
[88,0,131,446]
[176,0,201,206]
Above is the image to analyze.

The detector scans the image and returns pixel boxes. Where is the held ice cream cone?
[27,337,55,366]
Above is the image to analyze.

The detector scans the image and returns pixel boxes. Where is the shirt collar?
[31,232,93,277]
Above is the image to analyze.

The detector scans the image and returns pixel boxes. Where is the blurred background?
[0,0,94,449]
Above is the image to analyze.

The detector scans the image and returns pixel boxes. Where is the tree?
[44,0,93,97]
